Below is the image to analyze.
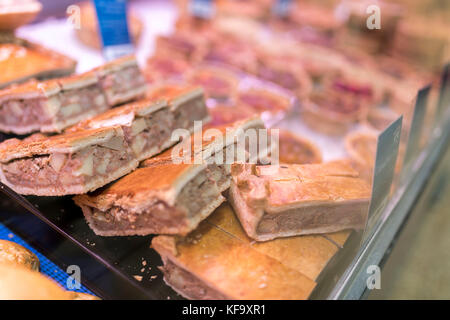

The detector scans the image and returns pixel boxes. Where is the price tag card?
[363,116,403,243]
[92,0,134,61]
[402,86,431,175]
[189,0,214,19]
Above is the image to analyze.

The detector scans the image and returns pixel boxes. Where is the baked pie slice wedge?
[229,161,371,241]
[0,126,138,196]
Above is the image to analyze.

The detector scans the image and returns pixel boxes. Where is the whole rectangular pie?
[0,56,147,135]
[229,161,371,241]
[0,126,139,196]
[74,116,272,236]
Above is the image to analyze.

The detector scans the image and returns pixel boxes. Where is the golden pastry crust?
[0,126,123,162]
[152,218,317,300]
[0,263,72,300]
[0,240,39,271]
[207,204,339,281]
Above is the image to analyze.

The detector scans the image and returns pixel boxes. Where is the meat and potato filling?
[99,66,146,105]
[123,108,174,160]
[85,166,222,235]
[256,200,368,236]
[162,260,228,300]
[55,84,106,122]
[173,97,208,130]
[2,143,132,193]
[0,97,52,128]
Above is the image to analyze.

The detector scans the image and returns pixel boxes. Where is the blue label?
[189,0,214,19]
[92,0,134,60]
[273,0,292,17]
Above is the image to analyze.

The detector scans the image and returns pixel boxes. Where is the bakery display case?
[0,0,449,300]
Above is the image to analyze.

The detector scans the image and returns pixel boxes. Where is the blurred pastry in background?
[238,88,292,115]
[0,0,42,31]
[73,1,143,50]
[187,65,239,100]
[276,129,322,165]
[0,240,39,271]
[144,56,190,83]
[208,104,257,126]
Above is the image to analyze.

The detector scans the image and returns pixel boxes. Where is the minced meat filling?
[100,66,145,96]
[87,167,222,233]
[2,145,130,190]
[256,200,368,235]
[56,85,106,122]
[0,98,52,127]
[173,97,208,130]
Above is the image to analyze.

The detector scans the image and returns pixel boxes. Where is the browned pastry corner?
[151,216,316,300]
[75,117,271,237]
[0,126,139,196]
[0,263,72,300]
[187,65,239,101]
[73,1,143,50]
[276,129,322,165]
[0,240,39,271]
[206,204,340,281]
[0,0,42,31]
[0,40,76,89]
[229,161,371,241]
[0,55,146,135]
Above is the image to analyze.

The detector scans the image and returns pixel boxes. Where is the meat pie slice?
[229,161,371,241]
[74,117,272,236]
[0,56,146,135]
[0,126,138,196]
[94,55,148,106]
[74,161,225,237]
[0,72,107,134]
[66,98,176,161]
[151,218,316,300]
[147,84,210,130]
